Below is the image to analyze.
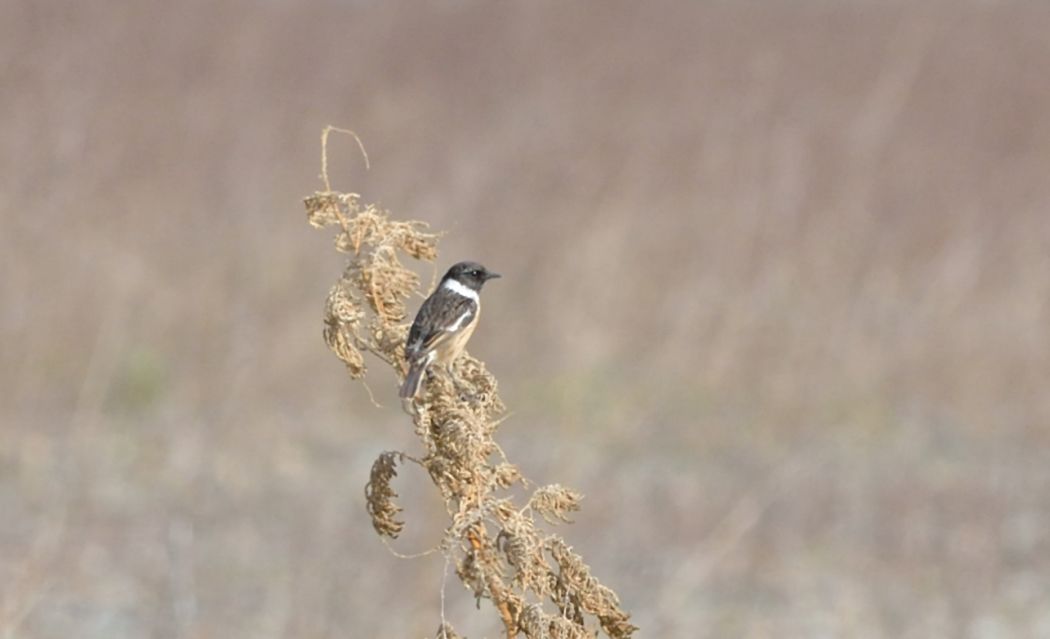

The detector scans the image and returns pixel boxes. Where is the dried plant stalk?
[304,128,636,638]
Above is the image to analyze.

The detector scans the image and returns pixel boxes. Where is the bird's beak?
[485,272,502,280]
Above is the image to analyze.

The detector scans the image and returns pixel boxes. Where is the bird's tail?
[399,363,425,399]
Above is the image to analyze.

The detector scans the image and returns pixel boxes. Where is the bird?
[399,261,501,399]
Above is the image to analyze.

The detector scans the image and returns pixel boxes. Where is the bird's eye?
[471,270,482,277]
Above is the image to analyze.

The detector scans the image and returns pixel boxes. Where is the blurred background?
[3,1,1050,637]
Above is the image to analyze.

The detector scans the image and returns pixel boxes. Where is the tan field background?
[4,1,1050,637]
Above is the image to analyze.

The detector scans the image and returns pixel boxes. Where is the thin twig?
[320,126,369,192]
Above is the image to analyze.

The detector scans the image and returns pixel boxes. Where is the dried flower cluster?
[304,130,636,638]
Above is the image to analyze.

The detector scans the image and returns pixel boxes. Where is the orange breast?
[432,305,479,366]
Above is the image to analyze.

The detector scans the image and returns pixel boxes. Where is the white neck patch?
[442,278,479,302]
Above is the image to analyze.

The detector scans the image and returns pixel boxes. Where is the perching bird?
[399,261,500,399]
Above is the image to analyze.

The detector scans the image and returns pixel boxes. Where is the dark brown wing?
[404,289,477,363]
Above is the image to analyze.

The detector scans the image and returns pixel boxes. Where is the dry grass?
[306,134,635,637]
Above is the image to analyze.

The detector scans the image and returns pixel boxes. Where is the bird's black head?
[444,261,501,291]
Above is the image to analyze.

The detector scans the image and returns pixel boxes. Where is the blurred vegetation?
[2,1,1050,637]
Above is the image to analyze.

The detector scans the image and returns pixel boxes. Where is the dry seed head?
[496,511,552,596]
[548,539,637,638]
[303,191,350,229]
[455,544,488,598]
[305,130,634,637]
[324,280,368,378]
[519,604,592,639]
[364,452,406,538]
[529,485,583,524]
[494,462,523,488]
[353,246,418,324]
